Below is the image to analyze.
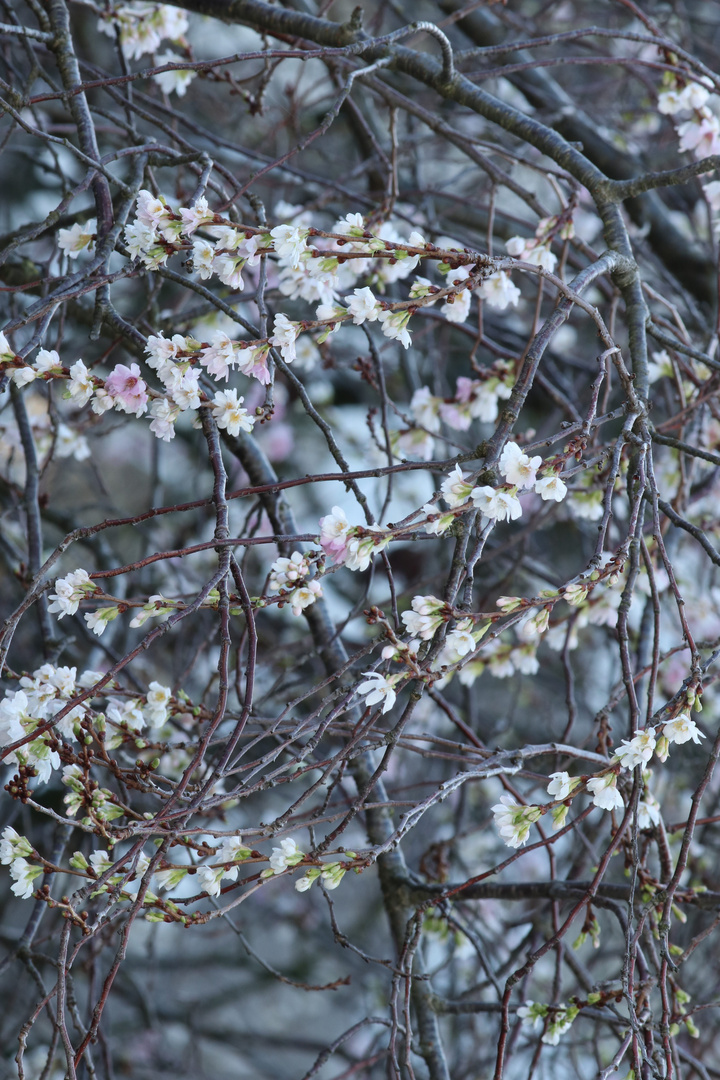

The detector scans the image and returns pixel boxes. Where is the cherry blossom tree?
[2,2,720,1078]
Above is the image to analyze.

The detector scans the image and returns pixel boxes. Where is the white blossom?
[268,837,303,874]
[154,866,189,892]
[637,796,661,830]
[0,691,29,746]
[149,398,178,442]
[615,729,656,770]
[663,712,706,746]
[48,569,94,619]
[410,386,442,433]
[192,238,215,278]
[491,795,541,848]
[55,423,91,462]
[546,772,577,800]
[441,286,472,324]
[0,827,33,865]
[129,594,174,628]
[213,252,247,290]
[97,4,188,61]
[124,220,157,261]
[199,331,235,381]
[153,52,196,97]
[288,580,323,615]
[346,286,382,324]
[517,1001,578,1045]
[568,490,603,521]
[658,80,710,115]
[510,644,539,675]
[394,427,434,461]
[470,486,522,522]
[91,388,114,414]
[434,627,476,668]
[211,389,256,436]
[507,236,557,272]
[344,528,390,573]
[295,871,318,892]
[270,224,308,268]
[196,865,224,897]
[477,271,520,309]
[422,504,454,535]
[67,359,95,406]
[534,474,568,502]
[179,196,213,234]
[34,349,62,374]
[356,672,397,714]
[145,681,171,728]
[9,857,43,899]
[269,551,311,591]
[25,740,61,785]
[122,853,152,898]
[499,442,541,489]
[166,367,201,411]
[216,835,248,864]
[58,219,96,259]
[270,313,299,363]
[0,331,13,361]
[441,464,474,508]
[77,669,106,689]
[135,189,170,228]
[89,850,113,875]
[50,702,84,741]
[677,109,720,158]
[84,608,118,636]
[378,309,412,348]
[106,698,145,732]
[586,773,624,812]
[401,595,445,639]
[10,365,36,387]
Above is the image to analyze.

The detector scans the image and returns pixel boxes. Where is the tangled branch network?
[3,1,720,1078]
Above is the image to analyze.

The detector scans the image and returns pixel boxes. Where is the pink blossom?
[235,346,271,385]
[319,506,352,564]
[199,333,235,381]
[677,111,720,158]
[105,363,148,416]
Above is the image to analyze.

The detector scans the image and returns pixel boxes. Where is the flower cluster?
[517,1001,579,1046]
[192,835,251,897]
[505,213,572,274]
[48,568,97,619]
[491,706,707,849]
[401,594,447,639]
[491,795,542,849]
[3,197,569,468]
[1,826,41,899]
[62,765,124,823]
[96,3,188,61]
[266,838,304,875]
[658,73,720,159]
[0,665,104,787]
[2,819,356,909]
[318,506,391,572]
[657,71,720,233]
[268,551,323,616]
[431,444,568,532]
[404,367,515,459]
